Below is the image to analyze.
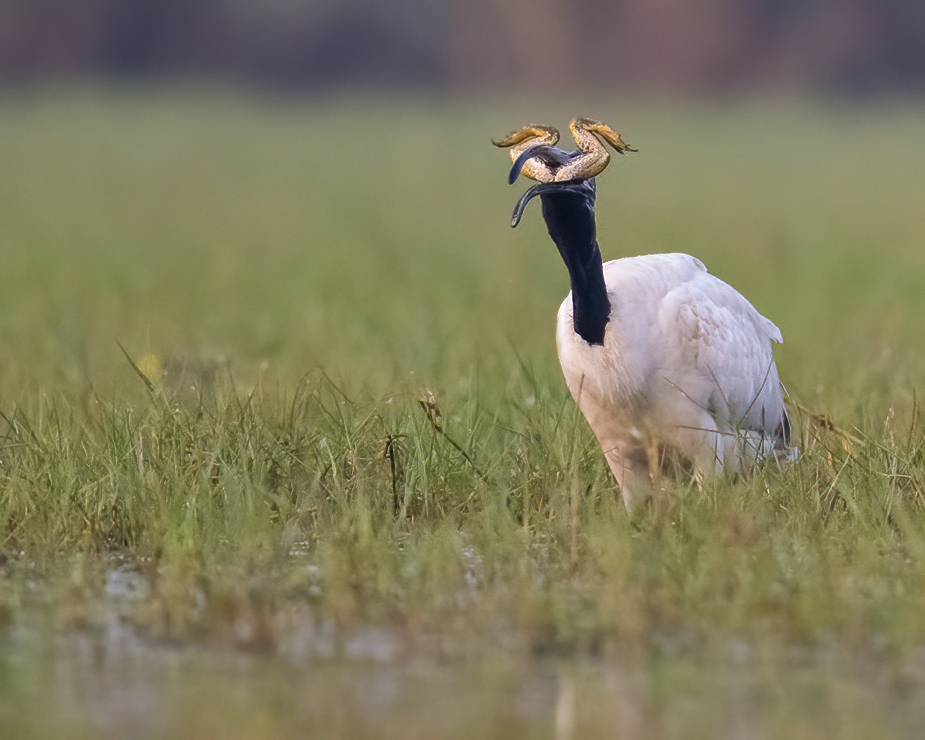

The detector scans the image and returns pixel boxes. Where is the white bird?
[494,118,795,510]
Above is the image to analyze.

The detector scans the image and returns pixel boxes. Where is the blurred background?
[1,0,924,94]
[1,0,924,405]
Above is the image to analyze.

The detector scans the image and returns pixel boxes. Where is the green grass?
[2,86,925,738]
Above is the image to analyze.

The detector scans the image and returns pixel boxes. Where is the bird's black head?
[510,178,597,230]
[509,179,608,346]
[538,180,598,253]
[513,179,599,283]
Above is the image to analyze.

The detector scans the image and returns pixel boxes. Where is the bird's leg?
[645,437,662,483]
[603,446,654,512]
[492,124,561,183]
[552,118,637,182]
[644,438,676,518]
[618,467,654,512]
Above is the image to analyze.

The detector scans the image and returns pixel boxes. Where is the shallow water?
[5,614,925,738]
[3,563,925,739]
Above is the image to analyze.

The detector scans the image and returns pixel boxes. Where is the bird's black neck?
[540,188,610,346]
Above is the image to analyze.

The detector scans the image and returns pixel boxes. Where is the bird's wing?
[656,271,788,437]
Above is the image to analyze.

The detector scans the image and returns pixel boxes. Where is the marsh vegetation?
[2,88,925,738]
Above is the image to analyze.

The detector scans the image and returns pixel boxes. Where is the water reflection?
[3,566,925,739]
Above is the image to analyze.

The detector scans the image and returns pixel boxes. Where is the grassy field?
[2,86,925,738]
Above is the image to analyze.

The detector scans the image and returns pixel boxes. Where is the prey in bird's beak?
[507,144,572,185]
[494,118,635,226]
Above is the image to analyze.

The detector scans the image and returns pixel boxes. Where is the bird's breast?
[554,254,710,415]
[556,297,650,413]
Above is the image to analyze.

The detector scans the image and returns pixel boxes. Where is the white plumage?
[556,253,792,509]
[495,119,794,509]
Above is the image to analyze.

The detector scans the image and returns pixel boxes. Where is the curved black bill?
[510,182,574,227]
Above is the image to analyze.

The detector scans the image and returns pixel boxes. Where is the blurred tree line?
[1,0,923,92]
